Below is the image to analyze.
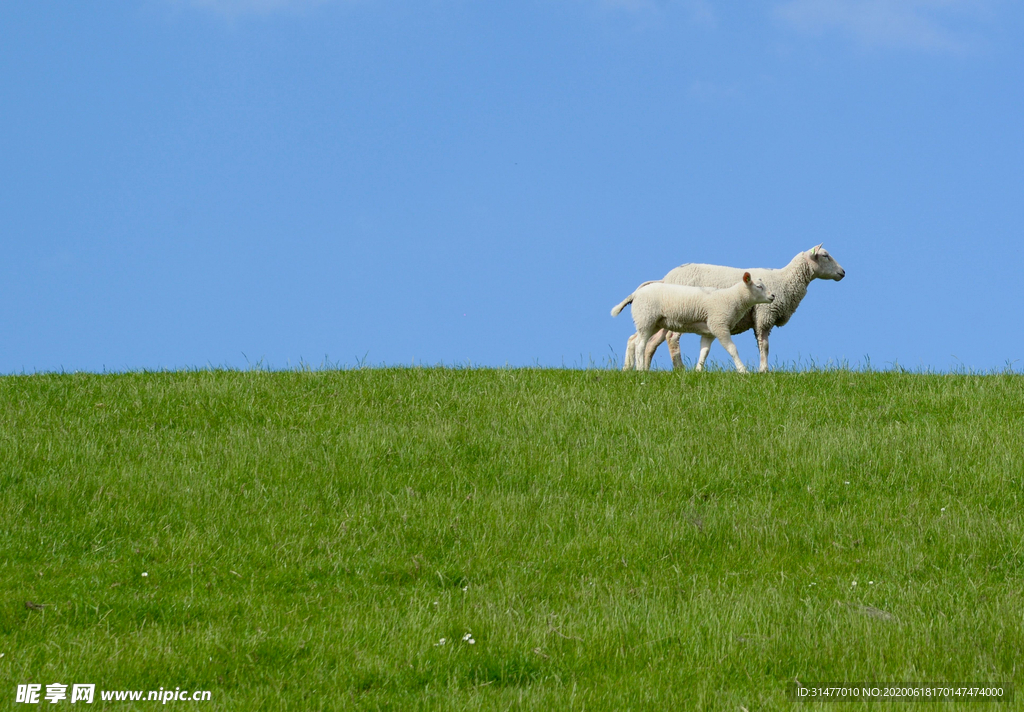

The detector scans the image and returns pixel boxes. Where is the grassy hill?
[1,368,1021,709]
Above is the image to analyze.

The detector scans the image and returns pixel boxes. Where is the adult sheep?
[624,244,845,372]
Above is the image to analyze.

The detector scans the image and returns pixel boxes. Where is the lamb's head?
[742,272,775,304]
[805,244,846,281]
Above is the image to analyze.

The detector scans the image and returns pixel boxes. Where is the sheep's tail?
[610,280,662,317]
[611,294,634,317]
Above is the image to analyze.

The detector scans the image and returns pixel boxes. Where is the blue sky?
[2,0,1022,372]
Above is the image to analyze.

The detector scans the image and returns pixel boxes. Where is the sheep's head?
[743,272,775,304]
[806,244,846,281]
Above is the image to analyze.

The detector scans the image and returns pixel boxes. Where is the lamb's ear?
[743,271,751,283]
[811,243,823,257]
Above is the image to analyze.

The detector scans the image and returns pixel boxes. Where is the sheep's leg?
[666,332,685,371]
[624,333,637,371]
[633,331,652,372]
[717,332,747,373]
[695,335,713,372]
[756,328,770,373]
[642,329,668,370]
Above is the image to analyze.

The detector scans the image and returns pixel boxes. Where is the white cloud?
[601,0,659,10]
[775,0,988,52]
[683,0,716,26]
[599,0,716,25]
[177,0,332,16]
[180,0,716,22]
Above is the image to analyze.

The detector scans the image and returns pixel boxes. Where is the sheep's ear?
[743,271,751,283]
[811,243,823,257]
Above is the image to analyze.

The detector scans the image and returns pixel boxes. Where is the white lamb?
[624,244,845,372]
[611,273,775,373]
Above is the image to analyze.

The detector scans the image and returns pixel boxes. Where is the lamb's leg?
[666,332,685,371]
[695,335,713,372]
[624,333,637,371]
[716,332,747,373]
[642,329,668,370]
[633,331,652,372]
[756,328,770,373]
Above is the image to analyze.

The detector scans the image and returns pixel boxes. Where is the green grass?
[1,368,1022,710]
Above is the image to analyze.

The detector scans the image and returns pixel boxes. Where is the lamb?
[611,272,775,373]
[623,244,845,372]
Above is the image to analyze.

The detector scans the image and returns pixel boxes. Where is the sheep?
[611,272,776,373]
[623,244,845,372]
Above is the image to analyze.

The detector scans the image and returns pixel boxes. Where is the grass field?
[1,368,1022,710]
